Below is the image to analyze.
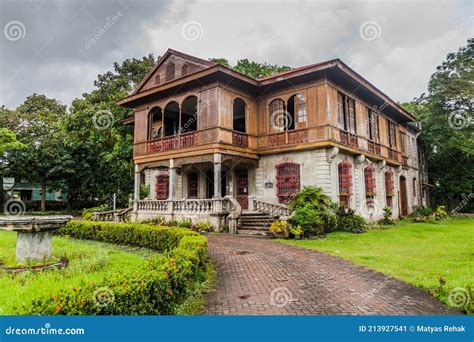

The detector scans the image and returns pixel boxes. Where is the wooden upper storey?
[118,49,420,167]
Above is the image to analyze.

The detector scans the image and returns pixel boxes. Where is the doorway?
[399,176,408,216]
[236,168,249,209]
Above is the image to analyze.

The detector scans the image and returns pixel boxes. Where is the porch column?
[213,153,222,198]
[168,158,176,200]
[133,164,140,201]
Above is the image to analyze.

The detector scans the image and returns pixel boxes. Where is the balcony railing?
[146,132,198,153]
[232,131,249,148]
[367,141,382,155]
[339,131,358,148]
[388,148,400,162]
[268,128,308,146]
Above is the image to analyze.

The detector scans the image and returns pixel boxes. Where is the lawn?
[0,230,158,314]
[279,217,473,307]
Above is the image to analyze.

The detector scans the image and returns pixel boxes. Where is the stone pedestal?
[0,215,72,264]
[16,231,53,263]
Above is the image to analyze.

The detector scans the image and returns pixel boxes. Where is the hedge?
[57,221,197,253]
[14,221,208,315]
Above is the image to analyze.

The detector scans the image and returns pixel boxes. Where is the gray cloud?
[0,0,472,109]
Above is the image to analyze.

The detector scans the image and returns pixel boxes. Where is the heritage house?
[118,49,427,233]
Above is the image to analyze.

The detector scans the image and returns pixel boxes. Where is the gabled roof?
[119,49,416,122]
[132,48,216,95]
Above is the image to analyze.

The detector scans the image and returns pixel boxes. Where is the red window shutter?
[338,162,352,206]
[276,163,300,204]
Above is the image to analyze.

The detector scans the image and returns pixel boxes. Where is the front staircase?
[237,212,275,237]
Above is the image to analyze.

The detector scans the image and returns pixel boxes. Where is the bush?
[410,206,448,223]
[16,222,207,315]
[269,220,291,237]
[337,208,367,233]
[177,218,192,229]
[140,216,167,225]
[378,207,395,225]
[289,203,324,237]
[288,186,332,211]
[196,221,214,233]
[58,221,197,253]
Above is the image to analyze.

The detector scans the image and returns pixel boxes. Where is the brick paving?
[204,234,460,315]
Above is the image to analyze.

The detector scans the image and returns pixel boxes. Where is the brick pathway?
[204,234,460,315]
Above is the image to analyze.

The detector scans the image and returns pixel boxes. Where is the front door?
[399,176,408,216]
[236,168,249,209]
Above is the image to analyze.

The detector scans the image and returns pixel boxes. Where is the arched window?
[166,62,175,81]
[385,170,394,207]
[233,98,246,133]
[187,172,198,199]
[268,98,287,132]
[154,74,160,85]
[149,107,163,139]
[287,94,306,128]
[181,96,198,133]
[364,165,376,206]
[338,161,352,207]
[163,101,179,137]
[155,174,169,200]
[276,163,300,204]
[181,64,188,76]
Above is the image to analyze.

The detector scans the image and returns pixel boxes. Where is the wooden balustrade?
[339,131,358,148]
[268,128,308,146]
[146,132,198,153]
[232,131,249,147]
[367,141,382,155]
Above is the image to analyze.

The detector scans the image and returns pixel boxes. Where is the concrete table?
[0,216,72,263]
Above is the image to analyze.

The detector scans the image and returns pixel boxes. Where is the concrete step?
[238,226,269,232]
[237,229,271,237]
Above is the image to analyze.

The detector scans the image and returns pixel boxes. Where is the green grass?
[278,217,473,308]
[0,230,158,314]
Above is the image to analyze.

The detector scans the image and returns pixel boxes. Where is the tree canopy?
[210,58,291,78]
[402,38,473,208]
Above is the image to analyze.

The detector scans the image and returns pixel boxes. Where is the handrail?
[252,199,292,217]
[92,207,132,222]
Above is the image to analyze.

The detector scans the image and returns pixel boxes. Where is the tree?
[402,39,473,210]
[210,57,291,78]
[60,54,157,207]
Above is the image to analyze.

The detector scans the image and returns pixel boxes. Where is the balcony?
[388,148,400,162]
[232,131,249,148]
[339,131,358,148]
[367,141,382,155]
[267,128,308,146]
[146,131,198,153]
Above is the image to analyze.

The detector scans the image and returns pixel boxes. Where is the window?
[181,64,188,76]
[188,172,198,199]
[413,178,416,197]
[149,107,163,139]
[276,163,300,204]
[338,161,352,207]
[294,94,307,124]
[337,92,357,134]
[269,99,286,131]
[163,101,180,136]
[154,74,160,85]
[400,132,407,154]
[233,98,246,133]
[166,62,175,81]
[155,174,169,200]
[364,166,376,206]
[387,120,397,148]
[180,96,198,133]
[385,170,394,207]
[367,108,379,142]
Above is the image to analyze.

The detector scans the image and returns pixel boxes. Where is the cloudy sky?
[0,0,472,109]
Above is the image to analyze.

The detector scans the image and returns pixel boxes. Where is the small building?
[118,49,427,232]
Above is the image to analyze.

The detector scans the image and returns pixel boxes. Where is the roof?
[119,49,416,122]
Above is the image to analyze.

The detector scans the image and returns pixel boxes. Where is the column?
[134,164,140,201]
[213,153,222,198]
[168,158,176,200]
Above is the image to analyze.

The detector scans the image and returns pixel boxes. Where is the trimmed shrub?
[337,208,367,233]
[15,222,207,315]
[289,203,324,237]
[58,221,196,253]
